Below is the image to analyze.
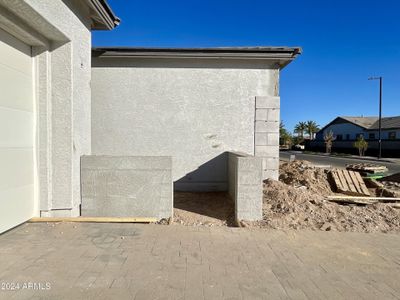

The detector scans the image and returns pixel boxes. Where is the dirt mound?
[170,160,400,233]
[256,161,400,233]
[279,160,332,195]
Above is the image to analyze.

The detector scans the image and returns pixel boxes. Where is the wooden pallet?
[329,170,370,196]
[346,163,388,174]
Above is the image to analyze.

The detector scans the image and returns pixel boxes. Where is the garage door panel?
[0,28,35,233]
[0,64,33,112]
[0,148,33,191]
[0,184,34,234]
[0,107,33,148]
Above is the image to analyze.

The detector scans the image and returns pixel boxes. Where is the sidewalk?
[1,223,400,299]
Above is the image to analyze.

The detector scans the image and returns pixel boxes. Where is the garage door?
[0,28,35,233]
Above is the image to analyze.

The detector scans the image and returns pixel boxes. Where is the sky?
[93,0,400,133]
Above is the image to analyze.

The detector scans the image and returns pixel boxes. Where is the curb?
[288,152,398,164]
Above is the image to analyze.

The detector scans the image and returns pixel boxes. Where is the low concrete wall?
[228,152,263,221]
[81,155,173,219]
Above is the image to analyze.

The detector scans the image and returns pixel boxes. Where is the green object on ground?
[364,173,385,180]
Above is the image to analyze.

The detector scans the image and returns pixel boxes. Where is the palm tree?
[279,121,292,146]
[294,121,307,139]
[305,120,320,140]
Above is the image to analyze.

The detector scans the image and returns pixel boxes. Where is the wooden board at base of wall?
[29,217,157,223]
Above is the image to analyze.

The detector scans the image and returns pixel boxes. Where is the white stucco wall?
[92,58,279,191]
[29,0,92,216]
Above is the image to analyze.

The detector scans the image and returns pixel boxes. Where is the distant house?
[310,116,400,156]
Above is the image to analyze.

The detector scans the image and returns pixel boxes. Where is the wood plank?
[348,170,363,195]
[330,171,343,192]
[327,198,376,205]
[342,170,358,194]
[28,217,157,223]
[353,171,371,196]
[346,163,388,174]
[336,170,349,192]
[327,195,400,201]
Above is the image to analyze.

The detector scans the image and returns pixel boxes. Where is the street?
[280,151,400,175]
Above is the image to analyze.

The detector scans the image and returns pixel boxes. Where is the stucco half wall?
[91,49,300,191]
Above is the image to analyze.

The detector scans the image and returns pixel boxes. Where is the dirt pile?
[278,160,332,195]
[257,161,400,233]
[170,160,400,232]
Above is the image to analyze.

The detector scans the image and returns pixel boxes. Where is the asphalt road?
[280,151,400,175]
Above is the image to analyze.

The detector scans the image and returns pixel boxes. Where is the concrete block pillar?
[228,152,263,221]
[254,96,280,180]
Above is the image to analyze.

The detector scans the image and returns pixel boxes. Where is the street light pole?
[378,77,382,159]
[368,76,383,159]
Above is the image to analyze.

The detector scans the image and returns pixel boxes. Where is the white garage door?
[0,28,35,233]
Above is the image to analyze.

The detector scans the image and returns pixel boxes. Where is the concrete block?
[236,185,262,221]
[263,169,279,181]
[227,152,263,221]
[255,133,268,146]
[267,133,279,146]
[262,157,279,171]
[255,121,279,133]
[267,108,280,122]
[237,171,261,185]
[255,145,279,158]
[82,155,172,170]
[237,156,263,172]
[81,155,173,219]
[255,96,280,109]
[255,109,268,121]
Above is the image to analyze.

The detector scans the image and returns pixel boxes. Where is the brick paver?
[0,223,399,299]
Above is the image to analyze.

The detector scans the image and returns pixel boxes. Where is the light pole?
[368,76,383,159]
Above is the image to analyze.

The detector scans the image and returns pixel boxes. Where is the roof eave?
[87,0,120,30]
[92,47,302,68]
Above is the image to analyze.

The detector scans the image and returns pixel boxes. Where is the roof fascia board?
[88,0,120,30]
[92,47,301,67]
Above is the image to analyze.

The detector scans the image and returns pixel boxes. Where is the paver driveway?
[0,223,399,299]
